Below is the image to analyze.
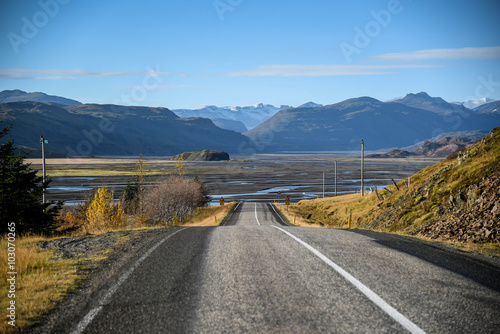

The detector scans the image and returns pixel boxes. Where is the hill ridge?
[0,89,81,105]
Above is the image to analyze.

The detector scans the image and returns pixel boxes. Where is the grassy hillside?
[284,127,500,254]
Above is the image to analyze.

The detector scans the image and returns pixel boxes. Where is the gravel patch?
[38,230,147,260]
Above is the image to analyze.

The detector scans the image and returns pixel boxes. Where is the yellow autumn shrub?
[84,186,125,233]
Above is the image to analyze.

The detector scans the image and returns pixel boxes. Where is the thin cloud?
[223,64,444,77]
[373,46,500,61]
[115,84,196,91]
[0,68,173,80]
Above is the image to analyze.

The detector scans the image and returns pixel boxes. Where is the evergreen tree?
[0,123,62,234]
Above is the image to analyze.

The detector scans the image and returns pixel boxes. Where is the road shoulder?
[28,227,180,334]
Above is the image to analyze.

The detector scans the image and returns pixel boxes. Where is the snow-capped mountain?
[452,97,495,109]
[172,103,292,131]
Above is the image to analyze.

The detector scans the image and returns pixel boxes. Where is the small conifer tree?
[0,123,62,234]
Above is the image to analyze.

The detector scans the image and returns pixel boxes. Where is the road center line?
[272,225,426,334]
[70,227,187,334]
[254,202,261,226]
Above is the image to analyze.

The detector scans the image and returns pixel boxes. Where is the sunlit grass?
[279,192,379,228]
[182,202,236,226]
[27,158,178,177]
[0,227,166,333]
[0,235,80,333]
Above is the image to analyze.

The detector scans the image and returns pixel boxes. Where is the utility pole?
[361,139,364,197]
[41,135,47,204]
[322,171,325,198]
[335,160,337,197]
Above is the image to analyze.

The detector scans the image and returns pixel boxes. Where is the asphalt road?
[69,202,500,333]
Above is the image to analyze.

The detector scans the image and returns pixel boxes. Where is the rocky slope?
[413,137,477,157]
[369,137,478,158]
[418,170,500,243]
[367,127,500,244]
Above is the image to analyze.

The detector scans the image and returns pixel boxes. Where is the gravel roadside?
[29,227,176,334]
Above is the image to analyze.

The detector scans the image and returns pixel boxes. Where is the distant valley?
[0,89,498,157]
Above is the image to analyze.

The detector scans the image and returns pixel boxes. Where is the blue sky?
[1,0,500,109]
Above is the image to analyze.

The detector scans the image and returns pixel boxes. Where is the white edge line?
[70,306,102,334]
[222,201,241,225]
[254,202,261,225]
[269,203,288,225]
[70,228,187,334]
[271,225,427,334]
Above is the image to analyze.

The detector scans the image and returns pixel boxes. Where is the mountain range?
[0,89,498,157]
[0,101,251,157]
[244,92,500,152]
[172,103,292,132]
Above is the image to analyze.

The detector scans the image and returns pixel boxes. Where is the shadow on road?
[347,229,500,293]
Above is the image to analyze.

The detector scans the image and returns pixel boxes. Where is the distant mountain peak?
[453,97,496,110]
[395,92,468,115]
[401,92,436,101]
[341,96,381,104]
[414,91,431,98]
[298,102,323,108]
[172,103,292,130]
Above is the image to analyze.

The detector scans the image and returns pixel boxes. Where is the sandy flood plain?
[29,155,438,206]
